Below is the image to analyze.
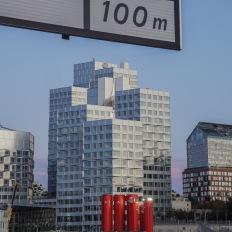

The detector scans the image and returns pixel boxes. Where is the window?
[87,110,93,115]
[141,101,146,106]
[106,134,113,139]
[4,180,9,185]
[105,142,112,148]
[84,144,90,149]
[113,125,120,130]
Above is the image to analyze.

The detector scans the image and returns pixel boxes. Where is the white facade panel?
[98,78,114,106]
[115,76,130,91]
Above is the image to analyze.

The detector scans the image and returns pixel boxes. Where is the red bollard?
[144,199,154,232]
[140,202,145,231]
[114,194,125,231]
[126,194,139,231]
[102,194,113,231]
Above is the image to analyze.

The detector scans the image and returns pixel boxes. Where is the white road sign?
[0,0,84,28]
[91,0,175,42]
[0,0,181,50]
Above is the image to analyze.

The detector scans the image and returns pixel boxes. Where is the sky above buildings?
[0,0,232,193]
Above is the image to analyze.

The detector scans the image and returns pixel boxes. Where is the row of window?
[0,164,32,171]
[57,174,82,180]
[0,150,30,157]
[57,183,82,189]
[116,94,169,102]
[183,171,232,178]
[144,182,171,188]
[57,190,82,197]
[144,174,171,179]
[144,166,171,172]
[0,195,28,200]
[84,142,143,150]
[0,172,32,179]
[50,91,72,99]
[84,159,142,168]
[0,157,30,164]
[50,97,75,105]
[0,179,32,187]
[84,124,142,132]
[84,151,143,160]
[58,207,83,213]
[57,165,82,172]
[58,109,111,119]
[115,101,166,109]
[116,102,169,109]
[84,133,143,141]
[116,109,170,118]
[57,199,82,205]
[184,185,232,192]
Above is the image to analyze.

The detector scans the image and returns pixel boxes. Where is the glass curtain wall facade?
[115,88,172,217]
[82,119,143,229]
[0,130,34,204]
[48,87,87,197]
[56,105,113,230]
[48,61,172,230]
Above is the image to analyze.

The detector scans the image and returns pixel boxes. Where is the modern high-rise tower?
[48,60,171,231]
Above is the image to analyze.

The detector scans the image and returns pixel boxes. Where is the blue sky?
[1,0,232,193]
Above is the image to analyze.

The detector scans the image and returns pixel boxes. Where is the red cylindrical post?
[102,194,113,231]
[126,194,139,231]
[114,194,125,231]
[140,202,145,231]
[144,199,154,232]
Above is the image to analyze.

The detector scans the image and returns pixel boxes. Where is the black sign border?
[0,0,181,50]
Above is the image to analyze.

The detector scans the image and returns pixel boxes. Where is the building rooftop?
[197,122,232,138]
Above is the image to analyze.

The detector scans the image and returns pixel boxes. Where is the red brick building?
[183,167,232,201]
